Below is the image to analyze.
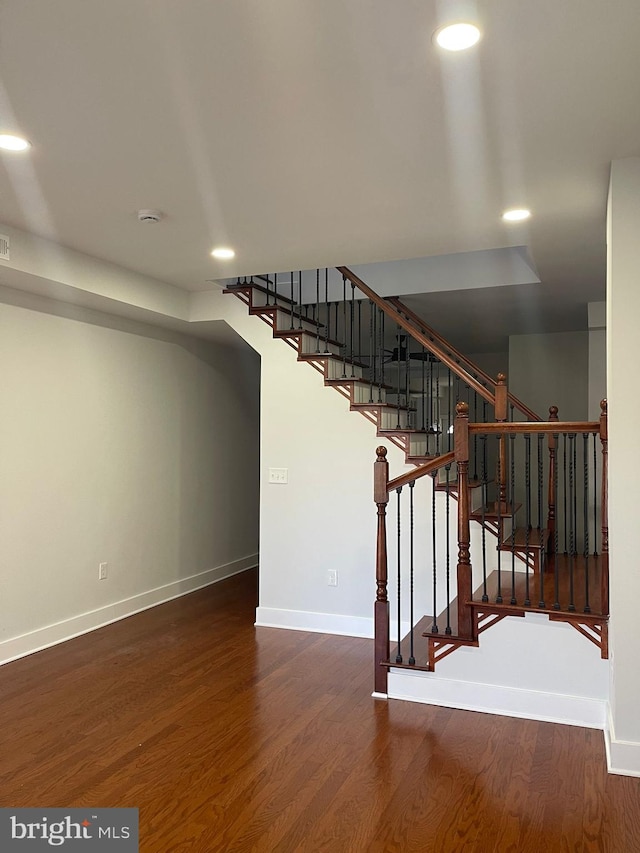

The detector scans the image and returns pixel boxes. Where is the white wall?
[0,296,260,662]
[606,157,640,775]
[508,330,589,421]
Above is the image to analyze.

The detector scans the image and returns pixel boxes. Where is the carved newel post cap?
[456,401,469,416]
[497,372,507,384]
[376,446,388,461]
[549,405,559,418]
[600,399,608,415]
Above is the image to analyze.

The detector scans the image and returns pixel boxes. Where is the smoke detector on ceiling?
[137,209,164,223]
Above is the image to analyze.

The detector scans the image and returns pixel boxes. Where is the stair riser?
[351,383,387,404]
[325,359,363,380]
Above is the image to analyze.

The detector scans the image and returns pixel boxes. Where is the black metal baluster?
[324,270,330,354]
[510,433,517,605]
[350,283,355,377]
[405,334,411,427]
[421,348,426,431]
[431,474,439,633]
[341,275,347,377]
[593,433,598,555]
[524,434,531,606]
[369,300,375,402]
[496,435,503,604]
[481,434,488,602]
[409,481,416,664]
[436,366,441,454]
[537,431,545,603]
[378,308,384,403]
[298,271,303,330]
[396,326,402,428]
[473,391,478,480]
[396,486,403,663]
[315,269,320,352]
[445,464,452,634]
[290,271,295,329]
[357,298,362,378]
[583,433,591,613]
[568,433,576,611]
[447,368,452,452]
[428,355,434,445]
[563,434,568,553]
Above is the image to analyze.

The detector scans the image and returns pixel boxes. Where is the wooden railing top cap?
[376,446,387,461]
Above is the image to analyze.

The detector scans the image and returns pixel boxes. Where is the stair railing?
[467,400,609,619]
[386,295,541,422]
[374,399,609,692]
[373,431,469,694]
[337,267,495,407]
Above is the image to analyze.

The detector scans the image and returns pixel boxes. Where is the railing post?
[495,373,508,508]
[374,446,390,695]
[547,405,559,553]
[455,402,474,639]
[600,400,609,616]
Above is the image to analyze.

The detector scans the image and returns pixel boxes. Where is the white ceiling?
[0,1,639,337]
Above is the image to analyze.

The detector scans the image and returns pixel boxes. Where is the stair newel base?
[455,402,474,640]
[600,399,609,616]
[374,447,390,694]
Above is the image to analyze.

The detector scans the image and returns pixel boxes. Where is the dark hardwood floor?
[1,568,638,852]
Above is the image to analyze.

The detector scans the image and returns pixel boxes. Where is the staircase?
[223,267,609,696]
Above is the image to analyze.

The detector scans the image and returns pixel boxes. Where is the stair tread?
[297,352,370,369]
[325,378,394,391]
[499,527,548,549]
[351,402,416,412]
[385,613,477,670]
[471,501,522,520]
[273,327,343,348]
[223,280,296,306]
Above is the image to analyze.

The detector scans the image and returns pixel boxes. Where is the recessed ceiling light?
[0,134,31,151]
[211,247,235,260]
[434,23,481,51]
[502,208,531,222]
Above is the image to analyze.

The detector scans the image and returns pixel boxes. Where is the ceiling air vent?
[0,234,9,260]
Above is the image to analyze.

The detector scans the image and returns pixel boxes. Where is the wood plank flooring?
[0,569,638,852]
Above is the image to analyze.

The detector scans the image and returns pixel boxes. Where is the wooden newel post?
[495,373,508,507]
[547,405,559,554]
[373,446,390,695]
[600,400,609,616]
[455,403,474,639]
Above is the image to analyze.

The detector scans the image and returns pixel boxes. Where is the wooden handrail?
[387,451,455,494]
[386,295,542,422]
[337,267,496,407]
[467,420,599,434]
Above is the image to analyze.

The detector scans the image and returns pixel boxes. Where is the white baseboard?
[255,606,373,638]
[0,554,258,667]
[387,669,607,730]
[605,705,640,776]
